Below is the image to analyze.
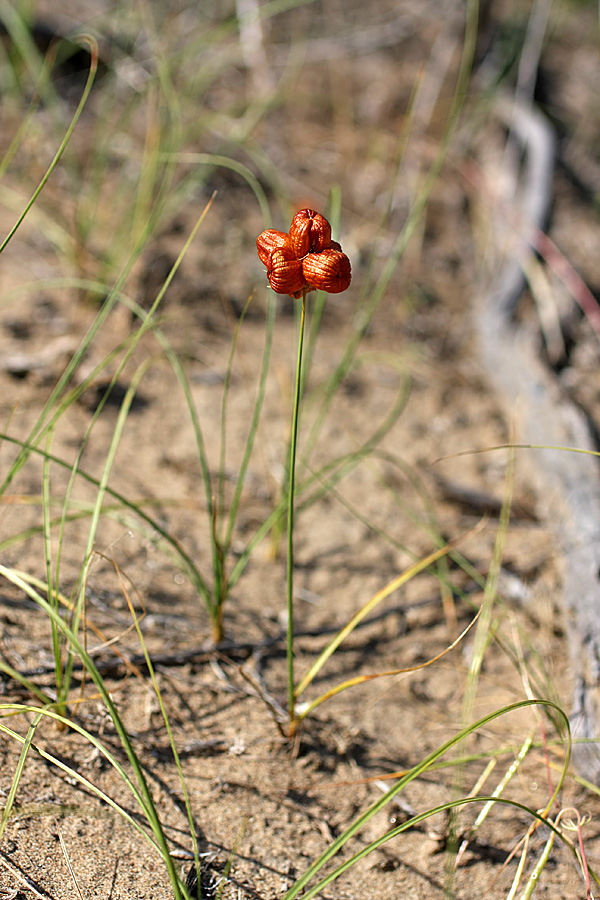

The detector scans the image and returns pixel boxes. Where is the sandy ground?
[1,1,600,898]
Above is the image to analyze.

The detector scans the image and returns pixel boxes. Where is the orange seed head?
[256,228,290,265]
[267,246,307,296]
[302,248,352,294]
[288,209,332,258]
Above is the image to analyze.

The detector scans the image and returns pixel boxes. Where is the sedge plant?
[256,210,487,739]
[1,560,589,900]
[1,1,597,898]
[256,207,352,725]
[0,0,481,661]
[0,2,415,657]
[280,699,582,900]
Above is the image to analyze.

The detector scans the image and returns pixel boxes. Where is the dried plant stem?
[287,289,307,730]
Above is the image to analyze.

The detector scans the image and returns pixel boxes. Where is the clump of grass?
[0,3,413,656]
[0,566,194,900]
[281,698,583,900]
[0,608,585,900]
[0,1,596,898]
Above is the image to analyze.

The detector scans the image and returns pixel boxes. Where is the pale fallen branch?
[473,92,600,781]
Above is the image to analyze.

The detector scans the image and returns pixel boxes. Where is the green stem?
[0,34,98,256]
[287,290,307,729]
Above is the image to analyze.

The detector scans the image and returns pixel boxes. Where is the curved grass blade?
[0,711,166,858]
[283,698,570,900]
[296,605,481,721]
[0,711,42,841]
[0,568,187,900]
[0,34,98,255]
[0,433,209,602]
[294,534,478,700]
[61,359,155,697]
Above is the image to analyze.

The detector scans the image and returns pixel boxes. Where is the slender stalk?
[0,34,98,256]
[287,289,307,729]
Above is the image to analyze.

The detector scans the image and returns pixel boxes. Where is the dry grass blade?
[295,604,482,721]
[0,848,55,900]
[294,519,486,703]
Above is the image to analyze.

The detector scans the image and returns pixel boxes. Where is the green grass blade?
[0,34,98,255]
[283,699,570,900]
[116,576,201,890]
[298,796,563,900]
[0,433,208,599]
[41,425,64,706]
[160,153,272,225]
[517,826,556,900]
[224,290,276,552]
[62,359,154,695]
[0,662,55,706]
[0,711,42,842]
[0,710,164,856]
[0,570,187,899]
